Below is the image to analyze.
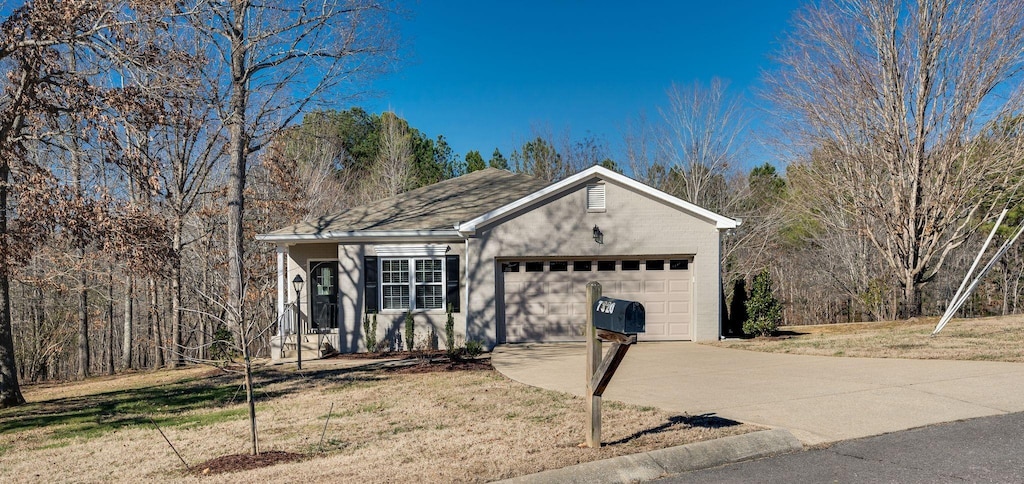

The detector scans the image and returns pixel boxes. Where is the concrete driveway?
[491,343,1024,445]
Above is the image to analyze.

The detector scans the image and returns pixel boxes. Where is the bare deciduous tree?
[373,111,413,198]
[183,0,396,455]
[659,79,747,213]
[765,0,1024,316]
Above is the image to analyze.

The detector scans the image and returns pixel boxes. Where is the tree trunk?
[243,346,258,455]
[170,216,183,367]
[199,263,208,360]
[226,1,256,455]
[107,271,115,375]
[78,262,90,379]
[149,277,163,368]
[121,274,133,370]
[30,286,40,382]
[0,160,25,407]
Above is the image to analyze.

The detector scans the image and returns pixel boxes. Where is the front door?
[309,261,339,333]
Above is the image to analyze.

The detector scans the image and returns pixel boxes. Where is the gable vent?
[586,184,606,211]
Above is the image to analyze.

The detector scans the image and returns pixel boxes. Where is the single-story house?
[257,165,738,359]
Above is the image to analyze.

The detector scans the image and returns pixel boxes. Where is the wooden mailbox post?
[585,281,644,448]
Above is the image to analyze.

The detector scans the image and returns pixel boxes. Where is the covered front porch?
[269,245,344,362]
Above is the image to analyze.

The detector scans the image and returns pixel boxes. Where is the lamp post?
[292,274,304,370]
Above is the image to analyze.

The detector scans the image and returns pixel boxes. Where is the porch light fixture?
[292,274,304,370]
[592,225,603,244]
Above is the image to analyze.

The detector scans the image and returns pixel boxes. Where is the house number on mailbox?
[595,300,616,313]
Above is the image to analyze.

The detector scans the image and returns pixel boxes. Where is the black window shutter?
[364,256,378,314]
[446,255,460,313]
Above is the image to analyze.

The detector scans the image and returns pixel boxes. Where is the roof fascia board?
[255,229,464,244]
[457,166,739,233]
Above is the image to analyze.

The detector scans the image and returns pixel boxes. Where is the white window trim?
[379,256,446,313]
[374,244,449,257]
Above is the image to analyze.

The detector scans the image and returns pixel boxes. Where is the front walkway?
[491,342,1024,445]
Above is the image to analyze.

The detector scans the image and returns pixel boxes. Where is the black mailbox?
[593,297,645,334]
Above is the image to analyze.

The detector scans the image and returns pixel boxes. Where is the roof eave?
[459,165,740,232]
[255,229,465,244]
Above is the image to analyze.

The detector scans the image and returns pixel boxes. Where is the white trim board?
[373,244,450,257]
[455,165,740,234]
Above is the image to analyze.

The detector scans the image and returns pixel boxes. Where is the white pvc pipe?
[949,211,1006,312]
[933,211,1023,335]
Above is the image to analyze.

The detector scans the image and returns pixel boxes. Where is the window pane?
[525,261,544,272]
[573,261,592,272]
[670,259,689,270]
[502,262,520,272]
[621,260,640,271]
[415,284,443,309]
[382,259,409,284]
[646,260,665,270]
[549,261,568,272]
[597,261,616,271]
[415,259,442,283]
[382,284,410,309]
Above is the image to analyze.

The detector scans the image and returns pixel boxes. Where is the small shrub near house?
[744,269,782,337]
[363,313,378,352]
[445,304,460,359]
[404,311,415,353]
[464,340,484,359]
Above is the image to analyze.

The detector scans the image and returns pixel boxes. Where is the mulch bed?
[328,350,447,360]
[192,450,306,476]
[385,357,491,374]
[327,350,492,373]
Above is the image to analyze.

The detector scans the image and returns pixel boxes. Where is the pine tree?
[488,148,509,170]
[465,150,486,172]
[744,269,782,337]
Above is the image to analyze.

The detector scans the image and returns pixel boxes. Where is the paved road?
[660,411,1024,483]
[492,343,1024,445]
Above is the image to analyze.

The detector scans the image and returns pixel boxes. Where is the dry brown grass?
[0,360,757,483]
[714,314,1024,361]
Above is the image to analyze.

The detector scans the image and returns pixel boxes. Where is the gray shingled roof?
[264,168,551,237]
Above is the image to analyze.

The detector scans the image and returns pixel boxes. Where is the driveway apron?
[491,342,1024,445]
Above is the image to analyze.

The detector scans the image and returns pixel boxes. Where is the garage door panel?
[668,323,690,336]
[645,322,667,336]
[549,281,570,295]
[643,301,666,314]
[669,301,690,313]
[522,302,545,315]
[525,284,545,296]
[508,322,582,341]
[503,257,693,343]
[548,302,569,315]
[669,280,690,293]
[620,280,642,293]
[644,280,666,293]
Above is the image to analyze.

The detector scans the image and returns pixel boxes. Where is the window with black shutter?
[364,256,378,313]
[446,255,460,312]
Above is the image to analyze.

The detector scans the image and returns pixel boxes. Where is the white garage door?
[501,258,693,343]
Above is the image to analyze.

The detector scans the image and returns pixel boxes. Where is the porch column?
[276,245,287,336]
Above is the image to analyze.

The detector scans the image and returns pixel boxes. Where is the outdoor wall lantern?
[292,274,304,370]
[593,225,604,244]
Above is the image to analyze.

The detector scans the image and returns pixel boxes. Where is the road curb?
[495,428,803,483]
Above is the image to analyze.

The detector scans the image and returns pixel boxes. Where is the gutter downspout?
[464,236,472,344]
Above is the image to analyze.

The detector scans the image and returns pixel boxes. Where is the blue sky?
[364,0,805,168]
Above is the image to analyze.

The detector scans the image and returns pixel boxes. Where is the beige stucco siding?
[286,241,467,353]
[466,177,723,345]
